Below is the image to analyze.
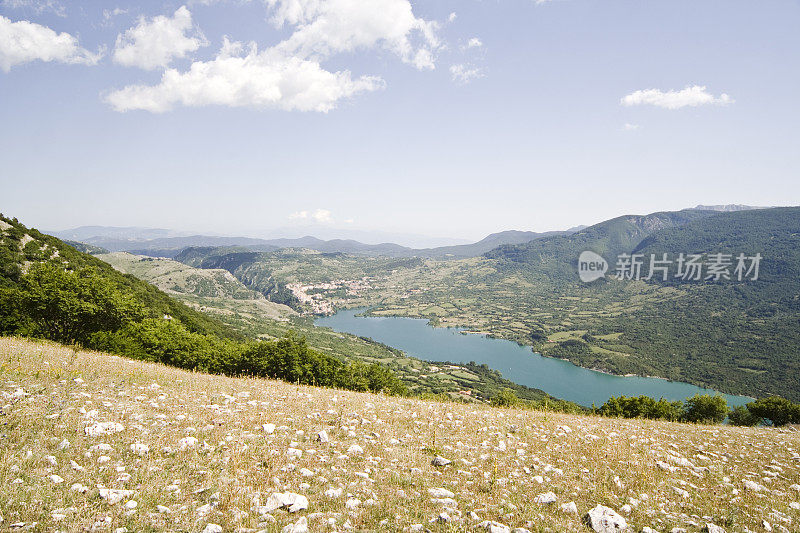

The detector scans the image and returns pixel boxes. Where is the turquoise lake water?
[315,308,751,408]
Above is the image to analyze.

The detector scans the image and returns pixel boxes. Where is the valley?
[155,207,800,402]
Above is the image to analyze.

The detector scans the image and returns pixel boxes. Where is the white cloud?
[450,63,483,84]
[0,15,102,72]
[107,0,439,112]
[623,123,639,131]
[289,208,334,223]
[448,12,457,22]
[312,209,333,223]
[267,0,440,70]
[1,0,65,17]
[113,6,207,70]
[103,8,129,21]
[620,85,733,110]
[467,37,482,49]
[106,39,384,112]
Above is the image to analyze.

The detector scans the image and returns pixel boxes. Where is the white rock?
[477,520,511,533]
[282,517,308,533]
[585,504,628,532]
[743,479,765,492]
[179,436,198,450]
[58,439,70,450]
[702,523,727,533]
[346,498,361,509]
[49,474,64,484]
[431,456,452,467]
[346,444,364,455]
[263,423,276,434]
[560,501,578,514]
[156,505,170,513]
[201,524,222,533]
[428,488,455,499]
[196,503,214,517]
[99,488,134,505]
[124,500,137,510]
[533,491,557,504]
[71,483,89,493]
[262,492,309,513]
[324,487,343,498]
[286,447,303,459]
[85,422,124,436]
[130,443,149,456]
[315,430,329,443]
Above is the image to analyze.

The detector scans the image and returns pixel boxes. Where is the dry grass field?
[1,337,798,532]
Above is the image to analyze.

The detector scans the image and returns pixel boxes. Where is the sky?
[1,0,799,245]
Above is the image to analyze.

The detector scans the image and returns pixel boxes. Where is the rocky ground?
[1,337,798,533]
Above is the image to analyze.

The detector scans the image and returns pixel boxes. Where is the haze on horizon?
[1,0,798,242]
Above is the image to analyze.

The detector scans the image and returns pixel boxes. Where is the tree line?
[594,393,800,426]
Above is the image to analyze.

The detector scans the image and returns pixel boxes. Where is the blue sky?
[1,0,798,245]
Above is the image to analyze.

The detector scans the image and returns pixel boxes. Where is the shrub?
[728,405,760,426]
[492,388,519,407]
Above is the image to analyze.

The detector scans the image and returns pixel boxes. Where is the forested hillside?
[0,214,407,396]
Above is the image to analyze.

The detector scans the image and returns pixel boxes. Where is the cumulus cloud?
[467,37,482,49]
[450,63,483,84]
[106,39,384,112]
[106,0,437,113]
[0,15,102,72]
[113,6,207,70]
[267,0,440,70]
[621,85,733,110]
[289,208,334,223]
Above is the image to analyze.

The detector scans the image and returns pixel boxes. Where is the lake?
[315,308,751,407]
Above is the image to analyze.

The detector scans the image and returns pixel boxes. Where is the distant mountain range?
[47,205,770,261]
[48,227,585,259]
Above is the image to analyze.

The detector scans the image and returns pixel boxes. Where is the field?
[2,337,799,532]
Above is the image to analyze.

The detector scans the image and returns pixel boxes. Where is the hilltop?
[1,337,798,532]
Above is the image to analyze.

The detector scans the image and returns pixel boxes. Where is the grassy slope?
[1,337,798,532]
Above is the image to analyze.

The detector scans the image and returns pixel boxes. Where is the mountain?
[484,209,719,282]
[49,225,186,242]
[403,229,577,258]
[54,226,581,260]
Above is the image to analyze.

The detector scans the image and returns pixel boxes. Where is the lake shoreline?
[317,307,752,407]
[343,305,752,401]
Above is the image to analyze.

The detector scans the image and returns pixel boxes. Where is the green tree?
[682,394,728,424]
[728,405,760,427]
[746,396,800,426]
[16,263,143,345]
